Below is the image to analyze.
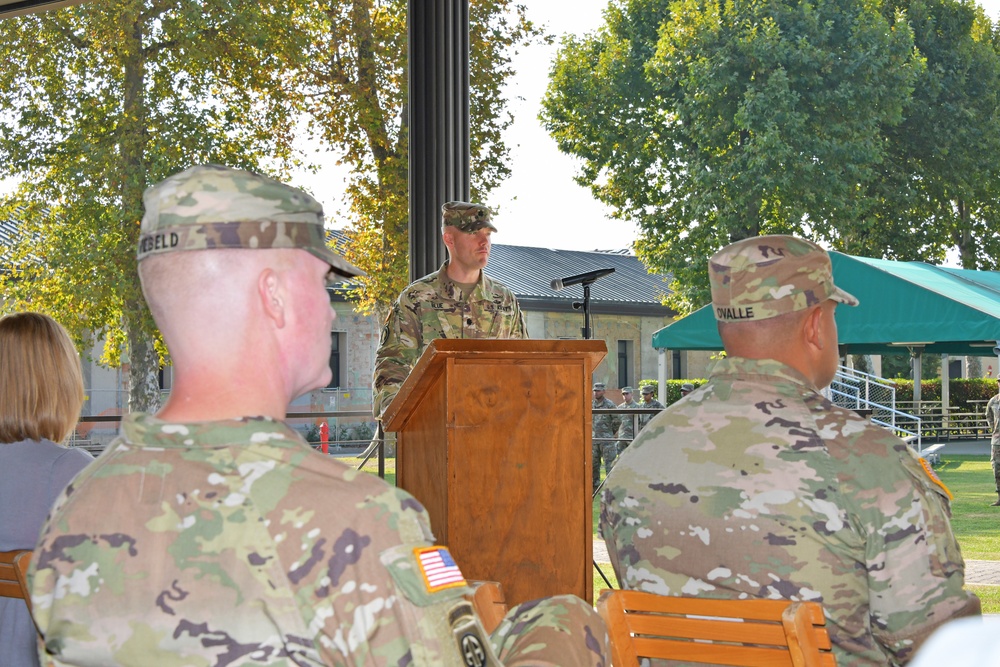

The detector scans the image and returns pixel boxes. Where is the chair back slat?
[597,589,837,667]
[466,580,508,634]
[632,637,796,667]
[0,550,33,609]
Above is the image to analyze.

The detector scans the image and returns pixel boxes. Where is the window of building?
[327,331,346,389]
[617,340,634,389]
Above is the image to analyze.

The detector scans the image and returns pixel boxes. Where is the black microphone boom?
[550,267,616,291]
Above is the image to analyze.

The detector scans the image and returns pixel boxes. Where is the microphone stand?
[574,278,613,589]
[573,280,597,340]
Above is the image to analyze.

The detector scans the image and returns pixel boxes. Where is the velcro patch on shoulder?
[415,546,467,593]
[919,457,954,500]
[380,543,471,607]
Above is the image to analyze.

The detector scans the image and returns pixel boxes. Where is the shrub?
[637,379,706,404]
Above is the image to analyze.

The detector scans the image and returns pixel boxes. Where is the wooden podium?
[383,339,606,607]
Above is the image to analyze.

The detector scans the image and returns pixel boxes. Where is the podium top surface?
[382,339,607,430]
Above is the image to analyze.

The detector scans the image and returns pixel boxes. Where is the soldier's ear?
[258,267,286,328]
[801,304,825,352]
[442,228,456,252]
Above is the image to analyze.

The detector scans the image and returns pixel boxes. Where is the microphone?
[551,268,615,291]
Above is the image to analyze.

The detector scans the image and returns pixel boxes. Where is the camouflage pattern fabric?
[709,235,857,322]
[441,202,497,233]
[373,262,527,418]
[636,398,665,431]
[30,413,608,667]
[138,164,361,279]
[986,393,1000,491]
[616,398,640,454]
[592,396,621,491]
[602,356,980,667]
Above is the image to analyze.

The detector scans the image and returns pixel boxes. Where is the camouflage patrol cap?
[681,383,694,392]
[441,201,497,233]
[622,386,634,393]
[593,382,605,390]
[709,235,858,322]
[640,385,654,395]
[138,165,363,279]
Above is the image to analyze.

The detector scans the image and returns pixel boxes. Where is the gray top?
[0,439,92,667]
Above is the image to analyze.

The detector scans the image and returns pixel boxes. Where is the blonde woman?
[0,312,93,667]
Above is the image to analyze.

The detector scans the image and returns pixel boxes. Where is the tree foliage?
[0,0,304,410]
[0,0,542,411]
[292,0,544,316]
[853,0,1000,269]
[542,0,1000,313]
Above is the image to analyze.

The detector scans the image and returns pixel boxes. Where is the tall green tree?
[293,0,544,317]
[849,0,1000,269]
[542,0,924,312]
[0,0,304,411]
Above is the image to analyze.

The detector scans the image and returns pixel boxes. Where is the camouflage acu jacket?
[616,399,639,446]
[373,262,527,418]
[636,399,665,431]
[29,413,607,667]
[986,394,1000,445]
[601,357,980,667]
[591,397,621,442]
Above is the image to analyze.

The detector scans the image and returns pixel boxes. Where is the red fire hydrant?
[320,421,330,454]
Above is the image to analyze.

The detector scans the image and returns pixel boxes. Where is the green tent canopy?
[651,252,1000,357]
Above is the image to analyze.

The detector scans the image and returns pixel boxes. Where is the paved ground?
[594,437,1000,585]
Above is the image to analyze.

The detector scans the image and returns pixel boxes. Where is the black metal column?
[408,0,470,282]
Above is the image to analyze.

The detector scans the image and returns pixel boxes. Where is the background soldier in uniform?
[637,384,665,431]
[591,382,622,493]
[602,235,979,667]
[986,378,1000,505]
[29,166,607,667]
[616,386,639,455]
[372,202,526,419]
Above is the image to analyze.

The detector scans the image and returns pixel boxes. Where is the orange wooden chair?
[467,580,509,634]
[598,589,837,667]
[0,549,35,619]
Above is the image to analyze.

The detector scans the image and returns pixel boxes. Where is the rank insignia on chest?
[415,546,467,592]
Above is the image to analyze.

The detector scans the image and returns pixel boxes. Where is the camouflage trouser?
[992,444,1000,493]
[491,594,608,667]
[592,440,619,491]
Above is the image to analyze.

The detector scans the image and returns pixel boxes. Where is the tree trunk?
[120,5,157,412]
[127,320,161,413]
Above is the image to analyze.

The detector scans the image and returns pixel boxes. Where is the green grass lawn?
[934,455,1000,561]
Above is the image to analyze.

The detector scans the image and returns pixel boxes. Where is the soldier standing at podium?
[373,202,527,419]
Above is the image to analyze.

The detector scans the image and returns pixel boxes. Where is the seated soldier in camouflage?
[29,165,607,667]
[372,202,527,419]
[602,235,979,667]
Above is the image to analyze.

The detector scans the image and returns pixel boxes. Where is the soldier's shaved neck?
[140,248,306,421]
[719,302,837,389]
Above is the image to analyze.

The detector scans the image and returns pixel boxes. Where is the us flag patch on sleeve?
[415,546,467,593]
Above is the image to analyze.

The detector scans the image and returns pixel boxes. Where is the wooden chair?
[467,580,508,634]
[0,549,34,617]
[598,589,837,667]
